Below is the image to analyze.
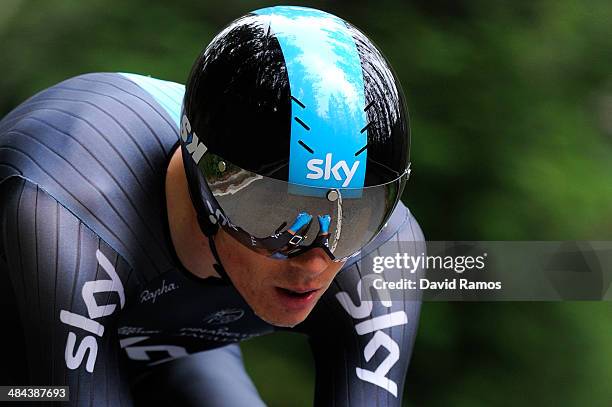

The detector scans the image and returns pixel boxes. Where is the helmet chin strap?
[196,213,231,283]
[207,234,231,283]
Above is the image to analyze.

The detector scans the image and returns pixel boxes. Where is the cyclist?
[0,6,424,406]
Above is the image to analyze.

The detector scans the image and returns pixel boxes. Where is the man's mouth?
[274,286,322,311]
[277,287,320,298]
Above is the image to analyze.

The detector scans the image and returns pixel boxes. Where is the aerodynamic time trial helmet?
[179,5,411,262]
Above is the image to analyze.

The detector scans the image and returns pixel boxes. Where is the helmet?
[180,5,410,263]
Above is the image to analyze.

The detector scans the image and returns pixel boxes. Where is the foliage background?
[1,0,611,405]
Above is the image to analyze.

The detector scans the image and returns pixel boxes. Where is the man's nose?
[289,247,332,277]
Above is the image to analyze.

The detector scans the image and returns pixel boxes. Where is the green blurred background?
[1,0,611,405]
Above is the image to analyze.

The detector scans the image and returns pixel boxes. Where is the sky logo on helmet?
[306,153,360,188]
[181,114,207,164]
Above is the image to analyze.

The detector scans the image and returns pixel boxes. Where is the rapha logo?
[203,309,245,325]
[139,280,179,304]
[181,114,207,164]
[306,153,360,188]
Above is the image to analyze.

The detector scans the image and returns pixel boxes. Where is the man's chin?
[254,309,311,328]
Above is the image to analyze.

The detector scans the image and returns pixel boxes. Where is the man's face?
[214,229,345,327]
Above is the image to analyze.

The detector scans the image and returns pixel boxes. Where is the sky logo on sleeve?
[60,250,126,373]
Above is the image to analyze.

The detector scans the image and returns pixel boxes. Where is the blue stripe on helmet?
[254,6,367,189]
[120,73,185,129]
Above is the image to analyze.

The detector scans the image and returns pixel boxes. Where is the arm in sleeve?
[297,203,425,406]
[0,176,134,406]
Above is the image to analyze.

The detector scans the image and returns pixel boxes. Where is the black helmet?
[180,5,410,262]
